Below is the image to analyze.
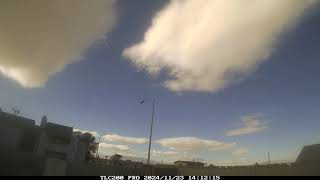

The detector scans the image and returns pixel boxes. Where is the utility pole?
[147,99,155,165]
[140,98,156,165]
[96,135,101,158]
[268,152,270,165]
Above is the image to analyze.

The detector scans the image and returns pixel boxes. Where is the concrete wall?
[67,164,152,176]
[70,141,88,163]
[36,132,86,163]
[43,158,68,176]
[67,164,179,176]
[178,164,320,176]
[67,162,320,176]
[0,127,22,150]
[0,148,44,176]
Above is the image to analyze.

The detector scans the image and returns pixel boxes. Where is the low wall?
[67,164,151,176]
[67,164,179,176]
[67,163,320,176]
[0,148,44,176]
[178,163,320,176]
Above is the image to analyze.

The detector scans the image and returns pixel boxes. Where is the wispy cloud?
[98,143,141,158]
[123,0,316,92]
[156,137,236,151]
[97,132,251,164]
[226,114,269,136]
[210,158,254,166]
[0,0,116,87]
[142,150,195,162]
[232,148,249,156]
[102,133,148,145]
[99,143,130,151]
[151,150,180,157]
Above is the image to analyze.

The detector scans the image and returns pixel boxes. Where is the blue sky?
[0,0,320,165]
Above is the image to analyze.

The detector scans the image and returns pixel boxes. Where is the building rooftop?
[296,144,320,163]
[44,122,73,139]
[0,112,35,128]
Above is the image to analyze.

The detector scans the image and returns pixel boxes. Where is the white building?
[36,116,74,161]
[0,111,90,175]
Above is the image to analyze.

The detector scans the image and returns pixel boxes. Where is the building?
[36,116,74,161]
[296,144,320,164]
[174,160,205,168]
[0,111,92,175]
[0,111,42,175]
[0,111,38,153]
[0,112,90,163]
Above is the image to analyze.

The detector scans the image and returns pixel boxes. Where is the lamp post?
[96,135,101,159]
[140,98,156,165]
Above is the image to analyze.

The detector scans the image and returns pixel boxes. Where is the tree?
[110,154,123,166]
[80,132,97,153]
[110,154,122,161]
[79,132,98,163]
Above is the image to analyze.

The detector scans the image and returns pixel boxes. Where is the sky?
[0,0,320,166]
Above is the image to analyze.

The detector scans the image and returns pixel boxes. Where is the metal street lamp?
[96,135,102,158]
[140,98,156,165]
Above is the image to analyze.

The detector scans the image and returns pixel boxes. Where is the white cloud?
[0,0,116,87]
[73,128,99,137]
[123,0,316,92]
[98,143,140,158]
[99,143,130,151]
[143,150,194,162]
[226,114,269,136]
[156,137,236,151]
[211,158,254,166]
[151,150,180,157]
[232,148,249,156]
[102,133,148,144]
